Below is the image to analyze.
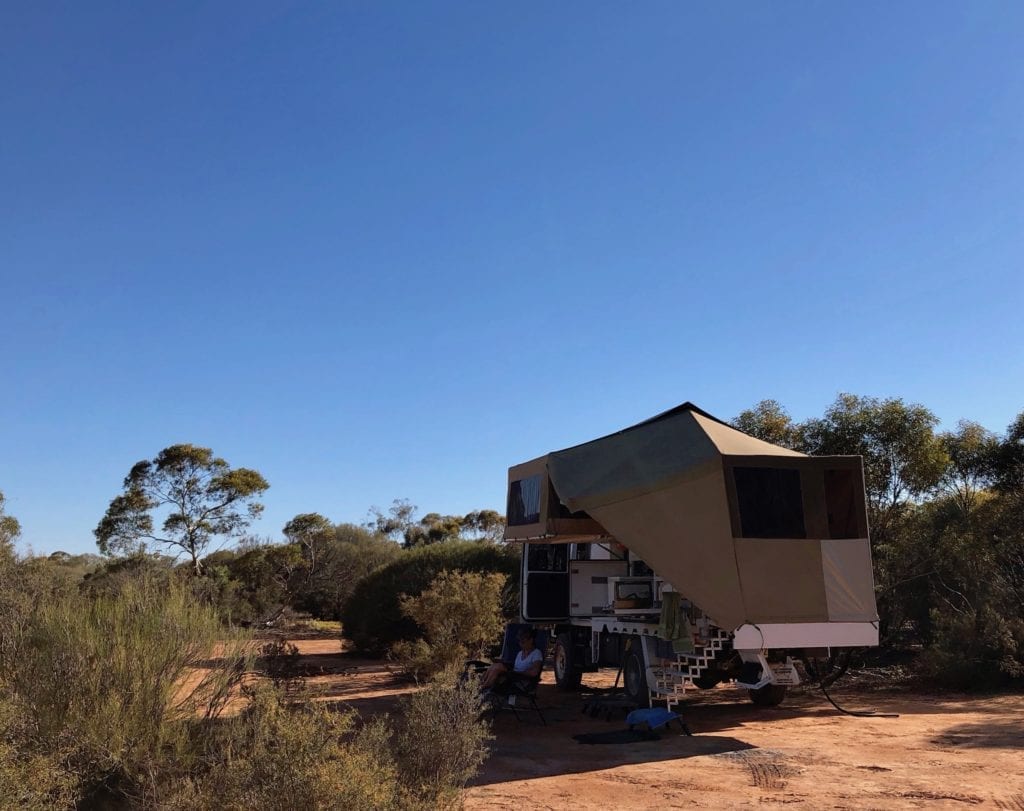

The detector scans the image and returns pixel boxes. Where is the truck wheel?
[622,647,651,708]
[748,684,787,707]
[554,633,583,690]
[692,670,723,690]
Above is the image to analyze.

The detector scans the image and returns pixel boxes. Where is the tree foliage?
[731,399,801,449]
[95,444,269,573]
[994,411,1024,493]
[195,516,401,624]
[0,490,20,558]
[368,499,505,548]
[939,420,999,515]
[289,521,400,619]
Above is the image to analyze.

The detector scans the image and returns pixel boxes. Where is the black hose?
[819,680,900,718]
[804,652,900,718]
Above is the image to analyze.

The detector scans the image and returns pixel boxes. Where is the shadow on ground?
[932,719,1024,749]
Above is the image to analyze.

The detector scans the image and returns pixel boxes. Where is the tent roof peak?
[554,401,729,454]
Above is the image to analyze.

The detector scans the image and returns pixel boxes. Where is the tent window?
[507,475,542,526]
[733,467,807,539]
[824,469,860,539]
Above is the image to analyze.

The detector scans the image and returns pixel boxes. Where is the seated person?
[479,627,543,692]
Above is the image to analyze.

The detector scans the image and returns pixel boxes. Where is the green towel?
[658,591,695,654]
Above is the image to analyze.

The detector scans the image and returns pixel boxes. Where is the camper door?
[521,542,570,622]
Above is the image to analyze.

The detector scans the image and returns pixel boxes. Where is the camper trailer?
[503,403,879,708]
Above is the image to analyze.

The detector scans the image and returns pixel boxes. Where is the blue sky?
[2,2,1022,555]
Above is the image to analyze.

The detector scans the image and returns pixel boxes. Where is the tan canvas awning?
[505,402,878,631]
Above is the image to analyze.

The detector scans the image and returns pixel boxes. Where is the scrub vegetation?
[0,393,1021,807]
[0,482,497,810]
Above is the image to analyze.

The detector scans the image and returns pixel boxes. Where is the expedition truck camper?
[503,402,879,708]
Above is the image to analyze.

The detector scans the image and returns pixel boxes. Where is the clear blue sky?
[2,2,1022,556]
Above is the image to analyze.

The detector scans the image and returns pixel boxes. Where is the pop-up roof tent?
[504,403,878,632]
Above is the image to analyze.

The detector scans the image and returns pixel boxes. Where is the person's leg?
[481,662,507,689]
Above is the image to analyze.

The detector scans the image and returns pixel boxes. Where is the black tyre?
[692,670,723,690]
[622,647,651,708]
[748,684,787,707]
[553,633,583,690]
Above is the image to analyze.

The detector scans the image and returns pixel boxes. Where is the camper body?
[505,403,880,709]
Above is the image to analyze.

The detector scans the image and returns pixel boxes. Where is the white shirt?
[514,647,543,674]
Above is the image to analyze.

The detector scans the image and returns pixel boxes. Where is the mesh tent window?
[732,467,807,539]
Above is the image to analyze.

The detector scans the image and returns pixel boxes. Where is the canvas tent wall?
[504,403,878,632]
[504,455,608,542]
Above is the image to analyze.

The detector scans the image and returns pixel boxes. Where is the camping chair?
[466,623,549,725]
[462,622,537,679]
[501,627,549,725]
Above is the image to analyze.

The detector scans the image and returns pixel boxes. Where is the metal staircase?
[649,628,732,710]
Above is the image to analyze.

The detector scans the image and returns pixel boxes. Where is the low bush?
[0,689,76,809]
[256,636,303,695]
[165,684,401,810]
[166,671,491,810]
[389,637,440,683]
[390,570,506,680]
[0,572,250,807]
[919,606,1024,690]
[343,541,519,654]
[391,671,493,808]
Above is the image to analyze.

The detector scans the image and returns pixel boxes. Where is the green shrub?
[0,689,76,810]
[389,638,440,682]
[1,573,250,806]
[390,570,507,680]
[166,674,491,811]
[78,551,177,596]
[920,606,1024,690]
[342,541,519,654]
[256,636,303,696]
[0,553,78,672]
[165,684,400,811]
[391,672,493,808]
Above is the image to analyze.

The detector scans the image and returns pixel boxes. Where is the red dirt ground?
[289,637,1024,810]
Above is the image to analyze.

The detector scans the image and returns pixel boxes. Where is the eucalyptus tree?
[731,399,802,449]
[95,444,269,574]
[939,420,999,515]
